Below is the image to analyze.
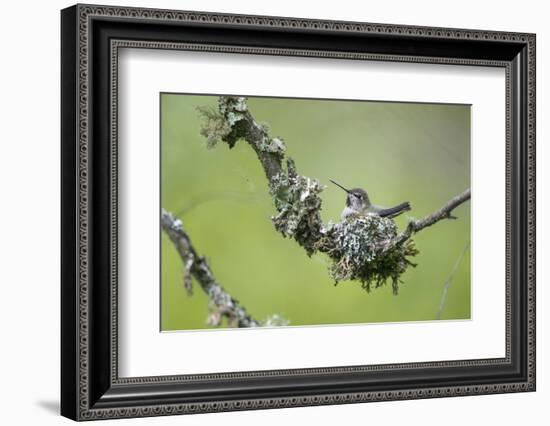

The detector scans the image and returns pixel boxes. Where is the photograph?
[160,94,472,331]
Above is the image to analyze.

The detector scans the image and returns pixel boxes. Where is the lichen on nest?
[316,216,418,294]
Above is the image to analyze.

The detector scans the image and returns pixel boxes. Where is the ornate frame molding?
[61,4,535,421]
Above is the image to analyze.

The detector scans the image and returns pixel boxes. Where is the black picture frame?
[61,3,536,421]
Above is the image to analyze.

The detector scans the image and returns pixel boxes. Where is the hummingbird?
[330,179,411,220]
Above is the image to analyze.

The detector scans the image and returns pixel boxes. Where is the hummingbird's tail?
[377,202,411,218]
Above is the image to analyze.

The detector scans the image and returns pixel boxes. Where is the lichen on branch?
[198,96,469,294]
[198,97,285,179]
[161,209,289,328]
[199,97,325,255]
[269,158,325,255]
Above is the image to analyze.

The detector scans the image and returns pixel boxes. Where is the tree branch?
[198,96,471,294]
[200,97,325,255]
[161,208,260,327]
[393,189,471,246]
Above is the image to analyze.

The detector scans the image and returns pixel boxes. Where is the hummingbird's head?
[346,188,370,210]
[330,180,371,211]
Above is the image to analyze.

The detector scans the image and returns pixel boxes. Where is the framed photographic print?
[61,3,536,421]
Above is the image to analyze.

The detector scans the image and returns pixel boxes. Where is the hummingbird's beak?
[329,179,351,194]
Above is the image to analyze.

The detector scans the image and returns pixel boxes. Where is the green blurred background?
[161,94,471,331]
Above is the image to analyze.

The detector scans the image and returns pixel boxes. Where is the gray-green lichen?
[198,97,248,149]
[269,159,324,255]
[262,314,290,327]
[257,136,286,156]
[197,106,232,149]
[198,97,287,160]
[316,216,418,294]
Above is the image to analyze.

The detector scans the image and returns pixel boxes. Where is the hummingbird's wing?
[369,202,411,218]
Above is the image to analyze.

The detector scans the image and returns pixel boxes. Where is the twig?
[161,208,260,327]
[393,189,471,246]
[409,189,471,233]
[436,241,470,320]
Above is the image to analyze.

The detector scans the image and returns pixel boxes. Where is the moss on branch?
[161,209,290,328]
